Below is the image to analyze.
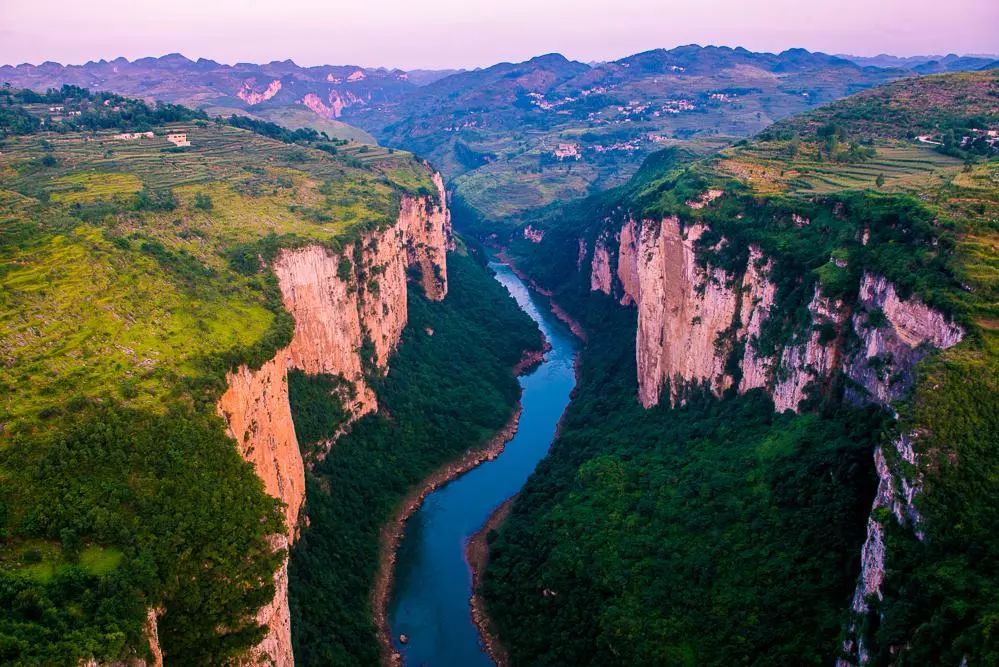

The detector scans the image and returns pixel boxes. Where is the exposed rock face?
[523,225,545,243]
[629,217,740,407]
[616,219,641,307]
[301,89,364,118]
[237,79,282,105]
[592,218,961,415]
[845,272,964,406]
[590,234,613,295]
[770,286,846,412]
[736,247,777,393]
[216,175,450,667]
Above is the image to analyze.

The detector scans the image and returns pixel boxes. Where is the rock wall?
[216,176,450,667]
[628,217,740,407]
[237,79,282,105]
[590,234,613,295]
[585,215,965,665]
[736,247,777,393]
[845,272,964,406]
[591,217,962,414]
[769,286,847,412]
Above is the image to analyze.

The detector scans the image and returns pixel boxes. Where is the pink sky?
[1,0,997,69]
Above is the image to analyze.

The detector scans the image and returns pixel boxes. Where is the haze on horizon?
[1,0,997,70]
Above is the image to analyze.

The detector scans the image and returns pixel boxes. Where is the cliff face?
[237,79,282,105]
[845,272,964,406]
[216,176,450,667]
[591,217,962,415]
[736,247,777,393]
[628,217,740,407]
[585,215,965,665]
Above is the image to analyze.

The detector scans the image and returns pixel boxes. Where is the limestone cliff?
[237,79,282,105]
[845,272,964,406]
[584,214,965,666]
[627,217,740,407]
[735,247,777,393]
[589,217,961,415]
[216,175,450,667]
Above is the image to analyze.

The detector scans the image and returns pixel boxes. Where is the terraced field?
[718,141,965,195]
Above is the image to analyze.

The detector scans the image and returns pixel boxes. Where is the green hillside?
[0,87,435,664]
[485,70,999,665]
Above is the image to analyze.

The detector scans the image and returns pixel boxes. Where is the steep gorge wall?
[216,176,450,667]
[588,215,962,414]
[583,211,965,665]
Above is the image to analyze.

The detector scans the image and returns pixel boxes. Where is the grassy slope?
[0,123,432,435]
[202,104,378,144]
[484,70,999,664]
[0,118,436,663]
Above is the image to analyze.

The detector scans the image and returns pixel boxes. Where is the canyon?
[217,174,451,666]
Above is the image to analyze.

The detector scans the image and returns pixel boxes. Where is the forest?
[481,295,885,665]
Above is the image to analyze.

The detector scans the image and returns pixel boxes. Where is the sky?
[1,0,997,70]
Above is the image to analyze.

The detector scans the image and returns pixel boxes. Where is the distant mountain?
[343,44,911,224]
[3,45,994,225]
[912,54,999,74]
[838,52,999,71]
[0,53,445,123]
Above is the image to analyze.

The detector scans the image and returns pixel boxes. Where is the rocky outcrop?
[616,219,641,307]
[770,286,847,412]
[300,89,364,118]
[591,218,962,415]
[736,247,777,393]
[844,272,964,406]
[590,234,612,295]
[237,79,282,105]
[523,225,545,243]
[216,175,450,667]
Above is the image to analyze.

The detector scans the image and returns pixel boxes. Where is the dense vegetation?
[483,297,884,665]
[868,347,999,664]
[485,71,999,665]
[0,84,206,137]
[0,94,442,663]
[0,408,284,664]
[288,247,543,665]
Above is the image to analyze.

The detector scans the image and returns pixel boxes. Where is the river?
[387,257,580,666]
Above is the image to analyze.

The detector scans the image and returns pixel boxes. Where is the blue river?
[388,257,580,666]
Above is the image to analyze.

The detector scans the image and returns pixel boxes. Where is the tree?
[194,192,213,211]
[875,173,885,188]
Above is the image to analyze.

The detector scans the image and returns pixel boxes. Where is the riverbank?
[372,344,543,666]
[466,497,515,667]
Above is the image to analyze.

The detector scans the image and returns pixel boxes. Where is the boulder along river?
[386,256,581,666]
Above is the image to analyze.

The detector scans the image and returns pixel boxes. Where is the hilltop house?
[167,133,191,147]
[553,143,581,160]
[114,131,155,141]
